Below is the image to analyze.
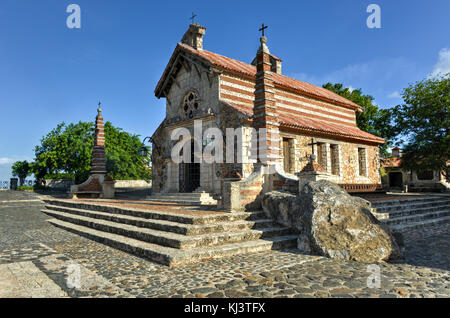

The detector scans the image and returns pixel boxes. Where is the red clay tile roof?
[179,43,362,111]
[381,157,403,168]
[176,43,384,144]
[222,101,385,144]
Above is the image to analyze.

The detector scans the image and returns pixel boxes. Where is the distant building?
[381,147,450,192]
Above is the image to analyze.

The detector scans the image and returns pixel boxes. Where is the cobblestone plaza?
[0,191,448,298]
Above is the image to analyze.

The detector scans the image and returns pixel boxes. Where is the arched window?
[182,91,200,119]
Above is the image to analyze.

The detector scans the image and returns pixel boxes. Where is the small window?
[358,148,367,177]
[282,138,293,173]
[417,171,434,181]
[330,144,340,175]
[182,91,200,118]
[317,143,327,171]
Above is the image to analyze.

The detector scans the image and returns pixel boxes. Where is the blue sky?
[1,0,449,181]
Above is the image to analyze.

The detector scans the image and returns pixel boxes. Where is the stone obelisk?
[70,107,115,199]
[91,107,107,174]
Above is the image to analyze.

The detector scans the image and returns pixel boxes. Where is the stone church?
[151,24,385,208]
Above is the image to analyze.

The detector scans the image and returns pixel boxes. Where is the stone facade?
[151,24,385,199]
[381,149,450,192]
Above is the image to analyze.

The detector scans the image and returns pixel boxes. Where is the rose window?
[182,91,200,118]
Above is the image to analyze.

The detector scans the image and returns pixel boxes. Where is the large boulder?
[261,180,400,262]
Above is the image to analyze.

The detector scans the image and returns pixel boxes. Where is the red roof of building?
[179,43,362,111]
[381,157,403,168]
[160,43,385,144]
[222,100,385,143]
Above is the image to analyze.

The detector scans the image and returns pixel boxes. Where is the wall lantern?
[139,137,152,157]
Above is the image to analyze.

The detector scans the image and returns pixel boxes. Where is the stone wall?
[152,60,240,195]
[243,131,381,186]
[270,168,298,194]
[114,180,152,188]
[151,122,167,194]
[221,168,264,212]
[43,179,74,190]
[166,65,220,120]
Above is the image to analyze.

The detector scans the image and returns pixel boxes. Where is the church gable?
[155,47,221,125]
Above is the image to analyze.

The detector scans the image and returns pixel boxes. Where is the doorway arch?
[388,172,403,188]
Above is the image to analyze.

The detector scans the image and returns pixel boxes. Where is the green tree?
[104,122,152,181]
[391,74,449,174]
[322,83,395,157]
[11,160,31,186]
[32,121,151,183]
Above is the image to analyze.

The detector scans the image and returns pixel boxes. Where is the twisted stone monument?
[70,107,115,199]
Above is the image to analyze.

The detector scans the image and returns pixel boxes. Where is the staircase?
[371,196,450,231]
[41,199,297,267]
[146,192,217,206]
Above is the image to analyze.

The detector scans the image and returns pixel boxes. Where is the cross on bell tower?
[190,13,197,24]
[259,23,268,37]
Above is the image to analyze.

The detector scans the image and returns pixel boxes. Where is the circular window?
[182,91,200,118]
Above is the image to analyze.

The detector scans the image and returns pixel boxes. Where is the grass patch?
[17,185,34,191]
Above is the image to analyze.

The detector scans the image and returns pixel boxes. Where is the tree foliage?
[391,74,449,174]
[104,122,152,181]
[11,160,31,186]
[32,121,151,183]
[322,83,395,157]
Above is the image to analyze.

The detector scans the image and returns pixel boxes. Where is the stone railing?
[339,183,382,193]
[114,180,152,188]
[43,179,74,190]
[220,168,264,212]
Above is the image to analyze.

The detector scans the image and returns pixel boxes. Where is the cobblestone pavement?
[0,191,449,298]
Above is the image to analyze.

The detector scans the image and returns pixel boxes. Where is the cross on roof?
[98,101,101,107]
[190,13,197,24]
[259,23,268,37]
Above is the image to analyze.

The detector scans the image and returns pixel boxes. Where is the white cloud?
[387,91,401,99]
[0,157,32,165]
[432,48,450,76]
[288,57,418,107]
[346,86,355,92]
[0,158,15,165]
[289,57,417,90]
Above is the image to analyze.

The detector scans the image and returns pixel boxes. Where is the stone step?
[388,215,450,232]
[144,198,216,206]
[382,209,450,226]
[43,205,276,235]
[150,193,212,198]
[370,197,444,208]
[43,199,266,225]
[376,201,450,213]
[374,204,450,218]
[373,198,450,209]
[148,192,218,206]
[43,210,293,250]
[47,219,298,267]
